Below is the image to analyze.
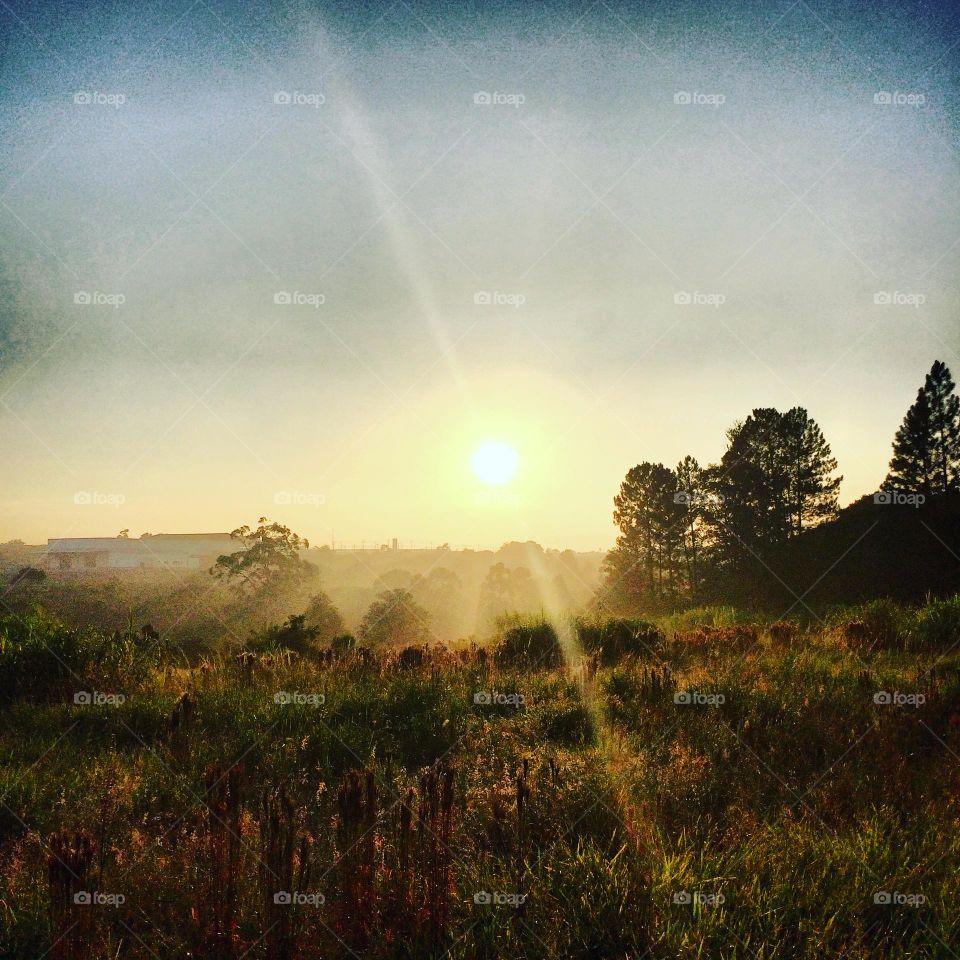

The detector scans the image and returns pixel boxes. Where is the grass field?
[1,603,959,958]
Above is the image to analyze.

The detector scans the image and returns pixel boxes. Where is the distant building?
[45,533,236,573]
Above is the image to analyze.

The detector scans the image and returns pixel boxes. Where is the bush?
[247,614,319,655]
[330,633,357,655]
[0,609,169,702]
[574,616,664,664]
[494,617,563,668]
[908,595,960,650]
[539,701,595,745]
[831,599,909,651]
[657,606,747,633]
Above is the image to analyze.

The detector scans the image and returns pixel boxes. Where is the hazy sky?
[1,0,958,550]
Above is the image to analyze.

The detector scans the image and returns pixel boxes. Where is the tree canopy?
[211,518,317,596]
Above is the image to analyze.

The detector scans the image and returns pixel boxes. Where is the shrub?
[494,618,563,668]
[330,633,357,655]
[768,620,796,645]
[8,566,46,585]
[672,623,761,652]
[908,595,960,650]
[359,590,432,647]
[0,609,168,703]
[657,605,746,633]
[574,617,664,664]
[539,701,595,746]
[247,614,319,655]
[831,599,909,651]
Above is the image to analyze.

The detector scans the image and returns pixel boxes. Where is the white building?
[45,534,237,573]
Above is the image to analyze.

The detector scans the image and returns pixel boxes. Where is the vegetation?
[212,518,318,600]
[1,599,958,958]
[601,360,960,613]
[886,360,960,496]
[359,589,432,646]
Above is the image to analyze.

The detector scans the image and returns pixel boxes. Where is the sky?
[1,0,958,550]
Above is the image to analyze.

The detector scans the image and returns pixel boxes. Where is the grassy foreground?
[1,604,959,958]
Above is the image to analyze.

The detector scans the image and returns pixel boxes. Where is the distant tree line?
[600,360,960,613]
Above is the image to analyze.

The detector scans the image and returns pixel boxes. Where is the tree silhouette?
[782,407,842,534]
[603,461,684,612]
[709,408,840,567]
[410,568,465,639]
[675,455,708,602]
[887,361,960,496]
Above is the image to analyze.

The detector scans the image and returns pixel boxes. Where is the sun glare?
[471,441,519,485]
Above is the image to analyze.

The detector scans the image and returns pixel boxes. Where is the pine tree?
[675,455,707,601]
[782,407,842,535]
[925,361,960,493]
[708,407,840,563]
[604,461,684,612]
[886,361,960,496]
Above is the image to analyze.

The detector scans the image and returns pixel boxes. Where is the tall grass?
[0,599,958,957]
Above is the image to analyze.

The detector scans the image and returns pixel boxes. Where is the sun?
[471,441,519,485]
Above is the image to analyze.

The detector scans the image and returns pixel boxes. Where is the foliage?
[493,615,563,668]
[573,615,664,664]
[601,407,842,615]
[248,614,322,656]
[7,565,45,584]
[358,589,432,646]
[302,591,345,644]
[211,518,317,598]
[886,360,960,496]
[0,609,170,703]
[1,601,960,957]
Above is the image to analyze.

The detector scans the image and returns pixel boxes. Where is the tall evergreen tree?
[886,361,960,496]
[887,388,934,495]
[708,408,841,565]
[675,454,708,601]
[782,407,842,535]
[603,461,684,612]
[925,361,960,493]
